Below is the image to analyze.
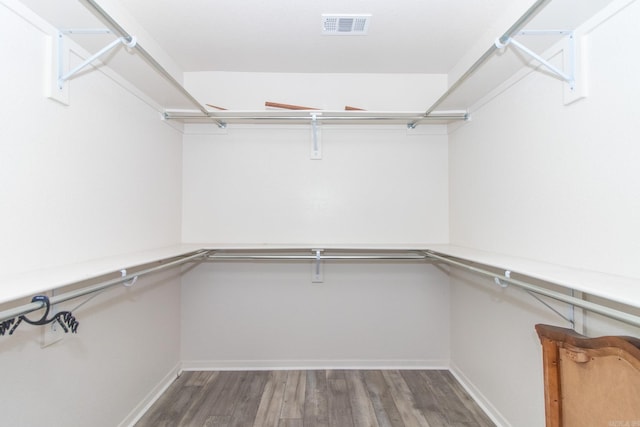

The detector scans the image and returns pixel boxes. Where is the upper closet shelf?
[162,109,468,127]
[22,0,618,124]
[28,0,600,127]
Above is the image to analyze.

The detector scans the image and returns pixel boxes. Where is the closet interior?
[2,0,639,425]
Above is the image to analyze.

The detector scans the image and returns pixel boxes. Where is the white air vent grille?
[322,14,371,35]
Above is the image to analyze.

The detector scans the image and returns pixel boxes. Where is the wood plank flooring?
[135,370,495,427]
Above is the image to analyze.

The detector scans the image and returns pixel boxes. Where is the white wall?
[449,0,640,280]
[449,268,566,427]
[0,269,181,427]
[182,126,449,245]
[0,3,183,426]
[0,5,183,279]
[181,261,450,368]
[182,71,450,245]
[180,72,451,367]
[448,2,640,426]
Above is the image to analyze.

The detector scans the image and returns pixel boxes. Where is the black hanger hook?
[0,295,79,336]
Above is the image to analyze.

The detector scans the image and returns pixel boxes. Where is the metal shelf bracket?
[46,29,136,105]
[310,113,322,159]
[495,269,574,326]
[495,30,586,104]
[312,248,324,283]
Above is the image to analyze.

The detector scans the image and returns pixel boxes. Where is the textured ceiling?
[14,0,618,111]
[18,0,617,76]
[118,0,519,74]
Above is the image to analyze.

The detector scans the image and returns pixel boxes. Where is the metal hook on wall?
[120,269,138,287]
[494,270,511,288]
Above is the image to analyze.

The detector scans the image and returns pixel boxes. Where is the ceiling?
[118,0,520,74]
[19,0,618,75]
[19,0,539,75]
[15,0,618,111]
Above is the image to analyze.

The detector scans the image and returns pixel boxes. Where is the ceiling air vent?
[322,14,371,35]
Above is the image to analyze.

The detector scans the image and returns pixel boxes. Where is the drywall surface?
[449,267,562,427]
[0,270,181,427]
[448,2,640,426]
[0,3,183,426]
[181,261,450,368]
[180,73,451,368]
[181,71,450,245]
[449,0,640,280]
[182,125,449,245]
[0,3,183,281]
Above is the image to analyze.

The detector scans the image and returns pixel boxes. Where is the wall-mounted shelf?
[163,109,469,127]
[427,244,640,311]
[2,243,640,333]
[0,244,203,306]
[21,0,615,127]
[421,0,628,118]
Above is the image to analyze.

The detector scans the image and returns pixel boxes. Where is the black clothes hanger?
[0,295,79,336]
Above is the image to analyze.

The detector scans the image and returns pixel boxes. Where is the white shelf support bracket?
[311,249,324,283]
[495,30,586,104]
[494,268,575,327]
[526,290,575,328]
[310,113,322,160]
[46,29,137,105]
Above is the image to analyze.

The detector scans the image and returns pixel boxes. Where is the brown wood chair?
[535,324,640,427]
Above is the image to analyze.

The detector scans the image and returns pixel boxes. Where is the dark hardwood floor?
[135,370,495,427]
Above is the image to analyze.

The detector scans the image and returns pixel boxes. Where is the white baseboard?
[181,359,450,371]
[118,359,503,427]
[449,362,510,427]
[118,362,182,427]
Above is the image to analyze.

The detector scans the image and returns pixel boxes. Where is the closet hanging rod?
[0,250,209,324]
[415,0,553,125]
[79,0,210,117]
[163,113,468,123]
[423,250,640,329]
[208,253,427,261]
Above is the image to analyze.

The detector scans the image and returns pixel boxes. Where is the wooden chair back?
[535,324,640,427]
